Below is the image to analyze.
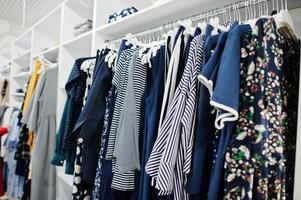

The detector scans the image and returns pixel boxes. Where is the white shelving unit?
[32,7,62,56]
[1,0,301,199]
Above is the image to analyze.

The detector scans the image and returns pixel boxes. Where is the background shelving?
[0,43,11,65]
[94,0,153,28]
[57,31,92,123]
[32,7,62,56]
[12,51,31,74]
[62,0,94,43]
[12,30,32,58]
[33,44,60,63]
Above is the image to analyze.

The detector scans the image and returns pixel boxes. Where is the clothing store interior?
[0,0,301,199]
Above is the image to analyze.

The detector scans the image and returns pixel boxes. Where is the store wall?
[290,8,301,38]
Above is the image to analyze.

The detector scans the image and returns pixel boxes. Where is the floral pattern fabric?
[72,139,90,200]
[92,87,114,200]
[224,18,290,199]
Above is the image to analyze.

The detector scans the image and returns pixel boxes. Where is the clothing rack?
[107,0,275,45]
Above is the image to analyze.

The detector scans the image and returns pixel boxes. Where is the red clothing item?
[0,127,8,136]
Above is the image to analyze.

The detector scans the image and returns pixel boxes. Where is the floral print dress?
[224,18,292,199]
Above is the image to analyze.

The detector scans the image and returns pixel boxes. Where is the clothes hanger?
[37,56,53,74]
[210,10,223,35]
[277,0,296,34]
[108,53,117,71]
[39,56,52,66]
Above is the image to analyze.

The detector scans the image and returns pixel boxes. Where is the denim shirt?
[51,57,94,174]
[187,28,230,196]
[207,24,251,200]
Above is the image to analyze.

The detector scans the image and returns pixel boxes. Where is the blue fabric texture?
[51,56,94,174]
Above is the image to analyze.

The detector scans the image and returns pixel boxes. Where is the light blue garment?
[5,110,25,199]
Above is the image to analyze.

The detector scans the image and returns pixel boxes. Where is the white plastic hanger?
[179,18,193,36]
[108,53,117,71]
[277,0,296,33]
[37,56,53,74]
[198,20,207,35]
[39,56,52,65]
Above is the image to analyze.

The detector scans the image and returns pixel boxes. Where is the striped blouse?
[106,49,133,160]
[105,47,148,191]
[145,35,204,200]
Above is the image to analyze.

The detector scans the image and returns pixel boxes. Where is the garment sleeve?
[51,100,71,166]
[210,25,250,130]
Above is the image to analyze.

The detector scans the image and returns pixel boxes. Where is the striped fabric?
[105,47,148,191]
[114,49,147,172]
[145,35,204,199]
[111,49,147,190]
[105,48,135,191]
[106,49,134,159]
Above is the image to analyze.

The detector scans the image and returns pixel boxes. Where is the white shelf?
[13,30,32,58]
[62,30,93,47]
[12,50,31,73]
[33,45,60,63]
[62,0,94,43]
[11,71,31,79]
[13,49,31,61]
[95,0,240,40]
[12,92,26,98]
[0,44,11,59]
[0,65,11,74]
[94,0,153,28]
[14,30,32,50]
[32,7,61,55]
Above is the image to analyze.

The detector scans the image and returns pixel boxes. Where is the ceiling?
[0,0,301,47]
[0,0,64,46]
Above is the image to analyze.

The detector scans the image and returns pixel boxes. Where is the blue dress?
[224,18,289,199]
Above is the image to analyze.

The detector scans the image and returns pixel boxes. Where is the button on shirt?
[145,35,204,200]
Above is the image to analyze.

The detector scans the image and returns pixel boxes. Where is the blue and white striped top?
[145,35,204,200]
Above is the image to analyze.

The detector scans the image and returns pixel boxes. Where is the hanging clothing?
[51,57,94,174]
[14,60,42,179]
[92,87,115,200]
[223,18,293,199]
[138,45,166,200]
[280,32,300,198]
[22,59,41,114]
[50,14,299,200]
[92,41,130,200]
[114,48,148,172]
[71,59,95,200]
[1,107,16,158]
[0,106,7,125]
[186,25,226,197]
[5,110,24,199]
[71,49,112,199]
[145,34,203,199]
[157,26,186,130]
[0,157,4,197]
[105,47,138,191]
[22,66,58,200]
[0,79,9,106]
